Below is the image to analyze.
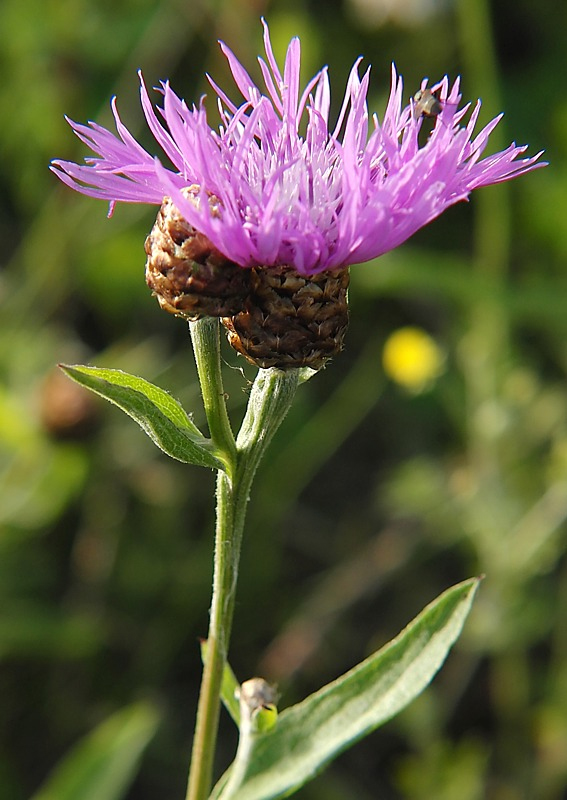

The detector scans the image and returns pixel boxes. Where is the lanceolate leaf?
[30,702,159,800]
[61,365,227,470]
[213,577,480,800]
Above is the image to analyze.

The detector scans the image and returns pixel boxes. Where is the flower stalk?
[186,319,300,800]
[190,318,236,471]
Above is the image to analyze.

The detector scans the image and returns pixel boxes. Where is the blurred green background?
[1,0,566,798]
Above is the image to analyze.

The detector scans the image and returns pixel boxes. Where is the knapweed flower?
[51,20,544,368]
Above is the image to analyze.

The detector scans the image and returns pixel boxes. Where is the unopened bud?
[237,677,279,733]
[145,186,251,320]
[222,265,350,370]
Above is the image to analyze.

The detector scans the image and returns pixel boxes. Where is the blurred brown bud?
[41,367,99,439]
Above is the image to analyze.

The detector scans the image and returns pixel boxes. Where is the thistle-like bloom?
[51,20,544,277]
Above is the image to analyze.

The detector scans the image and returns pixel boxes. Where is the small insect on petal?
[413,88,443,120]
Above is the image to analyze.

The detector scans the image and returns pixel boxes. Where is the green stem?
[185,363,300,800]
[190,318,237,468]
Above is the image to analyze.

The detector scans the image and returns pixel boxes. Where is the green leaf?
[61,365,227,470]
[212,577,480,800]
[30,701,160,800]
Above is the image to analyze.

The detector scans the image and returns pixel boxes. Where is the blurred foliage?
[30,702,160,800]
[0,0,565,798]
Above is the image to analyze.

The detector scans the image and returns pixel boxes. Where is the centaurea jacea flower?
[51,20,544,368]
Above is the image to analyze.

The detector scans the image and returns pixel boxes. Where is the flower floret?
[51,20,545,275]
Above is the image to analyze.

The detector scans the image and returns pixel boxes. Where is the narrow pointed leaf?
[213,577,480,800]
[30,701,159,800]
[61,365,227,470]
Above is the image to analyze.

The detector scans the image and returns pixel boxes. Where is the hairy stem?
[185,355,300,800]
[190,318,237,470]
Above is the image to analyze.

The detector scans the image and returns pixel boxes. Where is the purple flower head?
[51,19,545,276]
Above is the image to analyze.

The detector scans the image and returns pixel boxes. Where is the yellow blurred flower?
[382,327,445,392]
